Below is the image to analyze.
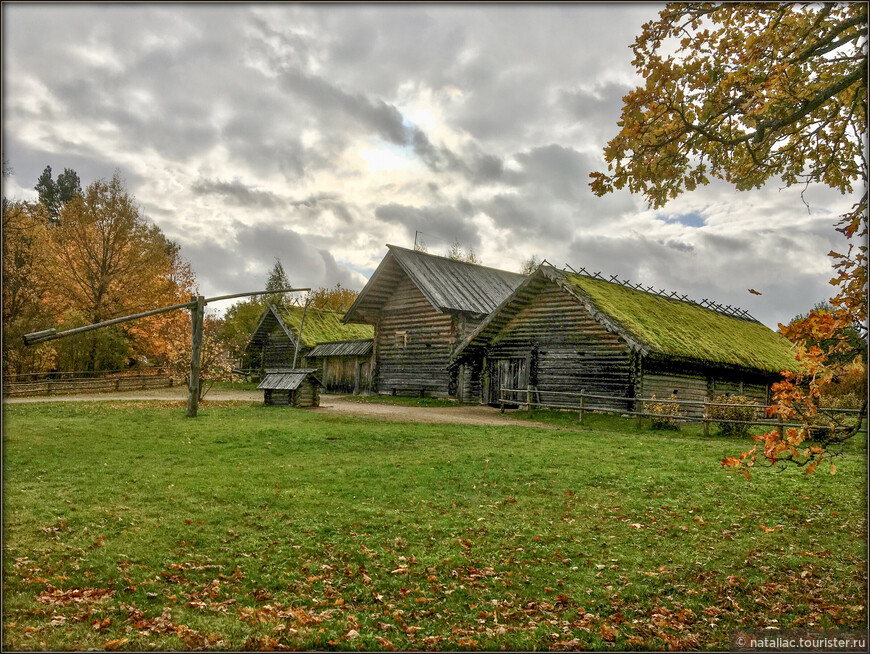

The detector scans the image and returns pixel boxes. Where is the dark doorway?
[488,357,527,407]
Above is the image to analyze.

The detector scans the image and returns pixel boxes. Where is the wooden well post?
[24,287,309,418]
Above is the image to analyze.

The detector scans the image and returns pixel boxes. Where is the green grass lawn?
[2,402,866,650]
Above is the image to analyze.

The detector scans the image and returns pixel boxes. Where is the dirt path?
[3,389,539,427]
[315,396,538,427]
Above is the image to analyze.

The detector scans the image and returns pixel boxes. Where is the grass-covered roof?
[563,273,801,374]
[275,305,373,349]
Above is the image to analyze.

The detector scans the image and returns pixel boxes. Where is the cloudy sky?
[1,3,858,327]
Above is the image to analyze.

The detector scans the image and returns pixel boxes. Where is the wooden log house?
[342,245,525,398]
[448,264,801,413]
[243,303,373,391]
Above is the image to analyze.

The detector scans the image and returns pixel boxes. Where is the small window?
[395,330,408,348]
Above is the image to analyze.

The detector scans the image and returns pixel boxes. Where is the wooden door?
[488,358,527,406]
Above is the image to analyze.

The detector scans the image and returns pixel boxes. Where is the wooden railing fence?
[498,387,866,436]
[2,370,174,397]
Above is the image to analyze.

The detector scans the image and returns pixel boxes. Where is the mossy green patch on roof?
[563,273,801,374]
[275,305,373,349]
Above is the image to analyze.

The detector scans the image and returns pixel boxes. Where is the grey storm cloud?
[181,223,365,297]
[559,82,633,141]
[512,144,595,203]
[278,69,410,146]
[273,64,502,180]
[660,239,696,253]
[190,180,359,227]
[375,203,480,250]
[191,179,287,210]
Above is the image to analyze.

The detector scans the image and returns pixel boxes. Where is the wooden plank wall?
[641,373,708,417]
[641,367,772,417]
[709,379,768,404]
[482,285,634,408]
[311,356,372,393]
[374,276,456,397]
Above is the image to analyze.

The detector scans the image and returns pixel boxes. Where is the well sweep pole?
[187,295,206,418]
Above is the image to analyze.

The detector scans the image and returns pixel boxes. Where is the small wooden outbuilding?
[243,303,373,375]
[304,339,373,394]
[258,368,323,407]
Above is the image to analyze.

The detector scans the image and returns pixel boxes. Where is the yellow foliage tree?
[2,200,56,375]
[39,173,182,371]
[307,283,359,313]
[590,3,867,474]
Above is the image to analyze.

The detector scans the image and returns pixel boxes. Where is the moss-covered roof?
[563,273,801,374]
[275,305,373,349]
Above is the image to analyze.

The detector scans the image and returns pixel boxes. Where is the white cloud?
[1,2,854,328]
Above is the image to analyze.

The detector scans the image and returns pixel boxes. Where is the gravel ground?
[314,397,534,426]
[3,388,535,427]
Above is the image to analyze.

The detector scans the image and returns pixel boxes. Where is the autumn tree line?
[2,165,358,381]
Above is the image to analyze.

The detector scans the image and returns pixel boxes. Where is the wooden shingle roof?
[306,339,373,358]
[343,245,524,323]
[258,368,323,391]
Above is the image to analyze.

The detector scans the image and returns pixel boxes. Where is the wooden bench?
[391,385,426,397]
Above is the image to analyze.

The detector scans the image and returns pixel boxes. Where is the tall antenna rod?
[292,295,310,369]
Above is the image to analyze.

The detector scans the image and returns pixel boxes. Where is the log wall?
[259,312,299,369]
[372,275,488,398]
[294,381,320,407]
[374,276,455,396]
[640,373,708,417]
[708,378,769,404]
[264,381,319,407]
[480,284,634,409]
[641,358,774,416]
